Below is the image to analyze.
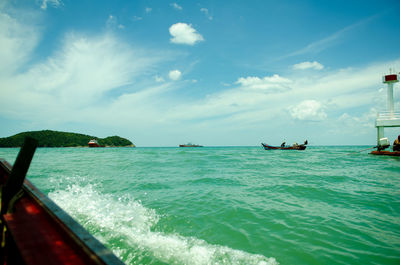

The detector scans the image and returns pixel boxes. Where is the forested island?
[0,130,135,147]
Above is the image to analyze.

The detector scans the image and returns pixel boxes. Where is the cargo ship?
[179,143,203,147]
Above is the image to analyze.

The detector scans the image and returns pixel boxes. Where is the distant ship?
[88,139,101,147]
[179,143,203,147]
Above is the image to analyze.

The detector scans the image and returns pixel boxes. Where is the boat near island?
[88,139,102,147]
[179,143,203,147]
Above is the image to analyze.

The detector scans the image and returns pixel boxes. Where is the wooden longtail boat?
[261,143,307,150]
[0,137,124,265]
[370,150,400,156]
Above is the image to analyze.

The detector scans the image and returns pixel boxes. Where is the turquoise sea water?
[0,146,399,265]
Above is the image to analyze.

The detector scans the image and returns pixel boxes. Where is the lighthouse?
[374,71,400,152]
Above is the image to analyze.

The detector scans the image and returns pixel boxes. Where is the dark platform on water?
[370,150,400,156]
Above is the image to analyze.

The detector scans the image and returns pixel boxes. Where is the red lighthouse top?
[383,74,399,83]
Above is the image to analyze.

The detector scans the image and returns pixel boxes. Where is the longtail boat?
[261,143,307,150]
[0,137,124,265]
[370,150,400,156]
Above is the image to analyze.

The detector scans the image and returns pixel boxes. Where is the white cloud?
[0,12,40,76]
[289,100,327,121]
[106,15,116,27]
[293,61,324,70]
[236,74,292,92]
[145,7,152,13]
[169,70,182,80]
[169,23,204,45]
[171,3,182,10]
[41,0,62,10]
[106,15,124,29]
[200,8,208,14]
[325,108,378,137]
[338,109,376,128]
[281,15,378,59]
[200,8,213,20]
[0,13,164,123]
[20,34,148,106]
[155,75,165,82]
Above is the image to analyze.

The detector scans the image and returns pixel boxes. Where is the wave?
[49,183,278,265]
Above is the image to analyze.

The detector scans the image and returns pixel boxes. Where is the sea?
[0,146,399,265]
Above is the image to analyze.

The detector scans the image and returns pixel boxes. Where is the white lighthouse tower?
[375,70,400,151]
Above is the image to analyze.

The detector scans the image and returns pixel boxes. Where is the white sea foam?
[49,184,278,265]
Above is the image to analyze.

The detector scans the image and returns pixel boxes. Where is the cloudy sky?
[1,0,400,146]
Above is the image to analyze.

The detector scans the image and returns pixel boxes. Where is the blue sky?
[1,0,400,146]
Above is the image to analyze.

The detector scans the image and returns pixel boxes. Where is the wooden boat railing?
[0,137,125,265]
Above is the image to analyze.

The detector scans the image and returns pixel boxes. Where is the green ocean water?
[0,146,399,265]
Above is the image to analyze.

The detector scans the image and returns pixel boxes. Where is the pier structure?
[375,71,400,150]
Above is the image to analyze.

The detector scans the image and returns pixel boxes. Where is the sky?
[1,0,400,146]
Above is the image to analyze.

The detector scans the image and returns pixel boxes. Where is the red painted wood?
[3,197,89,265]
[370,150,400,156]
